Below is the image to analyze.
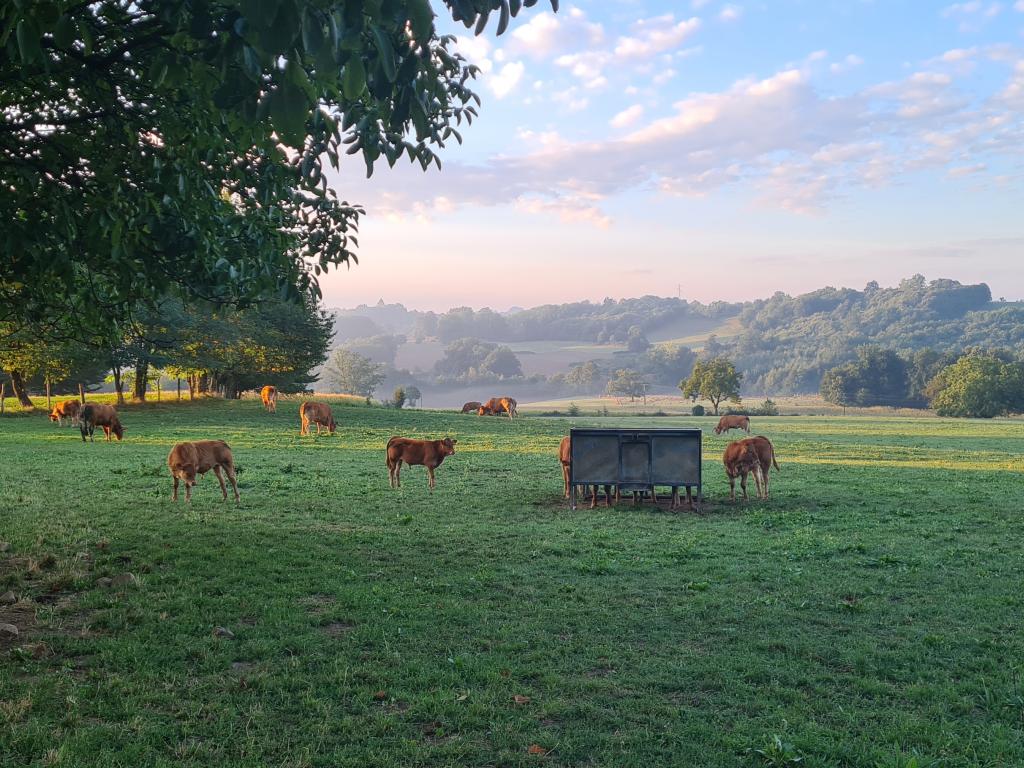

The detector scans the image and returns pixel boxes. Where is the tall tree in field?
[322,349,386,398]
[681,358,742,415]
[925,352,1024,418]
[819,347,911,408]
[1,1,556,336]
[606,369,647,402]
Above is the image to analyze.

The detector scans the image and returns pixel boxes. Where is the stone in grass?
[111,573,138,588]
[0,591,16,605]
[96,577,113,589]
[0,623,18,639]
[213,627,235,639]
[0,541,10,553]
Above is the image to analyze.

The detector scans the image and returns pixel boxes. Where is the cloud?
[508,7,605,59]
[490,61,525,98]
[614,16,701,59]
[830,54,864,74]
[332,52,1024,225]
[719,5,742,22]
[610,104,645,128]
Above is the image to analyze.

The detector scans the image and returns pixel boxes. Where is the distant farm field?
[3,401,1024,766]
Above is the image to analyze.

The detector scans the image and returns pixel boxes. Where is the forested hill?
[722,276,1024,393]
[330,276,1024,395]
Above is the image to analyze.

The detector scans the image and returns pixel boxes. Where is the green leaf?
[407,0,434,42]
[53,14,75,49]
[271,80,310,147]
[342,55,366,100]
[16,19,42,65]
[371,25,397,82]
[301,8,325,55]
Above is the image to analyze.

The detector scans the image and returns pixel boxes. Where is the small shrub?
[567,402,581,417]
[691,404,705,416]
[756,399,779,416]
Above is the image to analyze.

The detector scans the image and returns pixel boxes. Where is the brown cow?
[713,414,750,435]
[461,401,482,414]
[559,436,615,508]
[167,440,239,502]
[386,436,457,490]
[723,439,763,501]
[478,396,517,418]
[738,435,780,499]
[49,399,82,427]
[79,404,124,442]
[260,385,278,413]
[299,401,336,435]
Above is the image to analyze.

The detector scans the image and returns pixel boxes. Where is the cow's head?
[713,424,723,435]
[111,422,125,440]
[328,417,337,434]
[477,406,486,416]
[442,437,457,456]
[49,409,60,422]
[173,462,198,487]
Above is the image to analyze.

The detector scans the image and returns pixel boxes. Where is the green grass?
[2,400,1024,767]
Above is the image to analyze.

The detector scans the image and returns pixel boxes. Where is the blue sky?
[321,0,1024,310]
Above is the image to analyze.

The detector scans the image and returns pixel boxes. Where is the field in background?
[3,401,1024,766]
[518,393,959,418]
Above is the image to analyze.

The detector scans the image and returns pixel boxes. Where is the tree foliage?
[681,357,742,415]
[819,347,910,408]
[322,348,385,397]
[1,0,555,335]
[605,369,647,401]
[925,352,1024,418]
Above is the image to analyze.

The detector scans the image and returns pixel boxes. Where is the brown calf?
[260,385,278,413]
[79,404,124,442]
[714,414,750,435]
[478,396,517,418]
[461,401,482,414]
[723,439,763,501]
[299,401,336,435]
[736,435,780,499]
[167,440,240,502]
[49,399,82,427]
[386,436,457,490]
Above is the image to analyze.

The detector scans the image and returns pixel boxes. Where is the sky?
[320,0,1024,311]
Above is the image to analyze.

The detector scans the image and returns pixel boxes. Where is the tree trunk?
[112,365,125,406]
[710,397,721,415]
[45,376,51,410]
[78,382,85,404]
[9,369,34,408]
[133,360,149,401]
[156,375,161,402]
[187,375,195,400]
[1,381,5,414]
[177,378,181,401]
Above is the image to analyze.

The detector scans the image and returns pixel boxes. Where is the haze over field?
[322,1,1024,310]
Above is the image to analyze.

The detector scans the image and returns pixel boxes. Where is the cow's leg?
[740,471,749,500]
[604,485,613,507]
[427,465,435,490]
[185,482,193,503]
[729,474,736,502]
[213,466,228,501]
[172,476,179,502]
[589,485,598,509]
[562,464,570,499]
[103,425,111,441]
[762,468,770,499]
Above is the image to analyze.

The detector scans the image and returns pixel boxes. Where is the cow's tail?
[772,449,780,471]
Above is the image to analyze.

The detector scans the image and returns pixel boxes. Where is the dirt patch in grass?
[0,601,39,655]
[299,594,336,614]
[321,620,355,637]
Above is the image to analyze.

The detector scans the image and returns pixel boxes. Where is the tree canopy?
[680,357,742,415]
[322,348,386,397]
[1,0,556,336]
[925,352,1024,418]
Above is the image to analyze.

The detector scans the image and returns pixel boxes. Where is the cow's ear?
[451,439,458,444]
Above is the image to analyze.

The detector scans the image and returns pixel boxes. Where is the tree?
[392,387,407,409]
[1,1,556,335]
[566,361,600,393]
[626,326,650,353]
[926,352,1024,418]
[479,346,523,378]
[404,385,422,408]
[322,349,385,398]
[606,369,647,402]
[681,358,742,415]
[819,347,910,408]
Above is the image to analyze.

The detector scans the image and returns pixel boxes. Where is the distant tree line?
[820,346,1024,417]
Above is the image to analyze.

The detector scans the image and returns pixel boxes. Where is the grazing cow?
[559,436,615,508]
[299,401,336,436]
[79,404,124,442]
[386,436,457,490]
[478,396,517,418]
[167,440,239,502]
[49,399,82,427]
[723,439,763,501]
[669,485,695,511]
[461,401,482,414]
[713,414,750,435]
[740,435,780,499]
[260,385,278,413]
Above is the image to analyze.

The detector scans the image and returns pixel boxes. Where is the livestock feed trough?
[568,428,702,510]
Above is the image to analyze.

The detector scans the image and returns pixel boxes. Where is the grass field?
[2,400,1024,766]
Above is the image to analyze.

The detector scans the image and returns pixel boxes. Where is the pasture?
[2,401,1024,767]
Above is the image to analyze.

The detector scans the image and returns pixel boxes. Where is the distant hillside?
[329,276,1024,396]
